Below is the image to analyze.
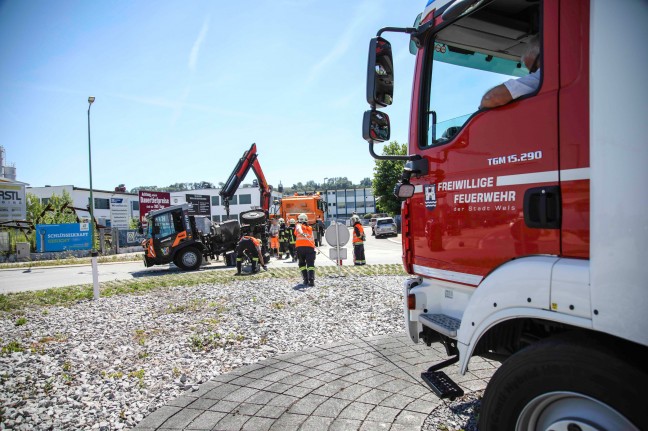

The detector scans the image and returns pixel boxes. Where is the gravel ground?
[0,275,482,430]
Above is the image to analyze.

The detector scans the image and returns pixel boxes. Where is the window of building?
[228,196,238,205]
[90,198,110,209]
[41,198,50,205]
[239,194,251,205]
[131,201,140,210]
[211,196,220,206]
[212,215,220,222]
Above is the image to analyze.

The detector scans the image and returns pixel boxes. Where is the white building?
[27,185,139,227]
[324,188,376,219]
[28,185,284,227]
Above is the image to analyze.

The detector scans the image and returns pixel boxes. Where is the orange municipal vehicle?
[277,193,326,225]
[141,144,275,270]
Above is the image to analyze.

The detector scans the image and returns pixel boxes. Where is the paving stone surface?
[134,333,497,430]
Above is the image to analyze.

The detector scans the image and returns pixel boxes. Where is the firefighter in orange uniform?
[295,213,316,286]
[351,215,366,265]
[235,235,267,275]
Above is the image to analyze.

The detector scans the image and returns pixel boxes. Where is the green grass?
[0,264,407,313]
[1,340,24,355]
[0,253,144,270]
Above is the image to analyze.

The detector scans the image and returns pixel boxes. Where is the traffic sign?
[325,222,350,247]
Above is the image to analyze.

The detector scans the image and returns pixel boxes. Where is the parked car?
[374,217,398,238]
[369,213,388,236]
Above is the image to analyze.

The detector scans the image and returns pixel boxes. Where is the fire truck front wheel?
[479,332,647,431]
[175,247,202,271]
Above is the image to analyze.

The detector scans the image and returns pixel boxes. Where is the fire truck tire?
[240,210,266,226]
[479,332,648,431]
[175,247,202,271]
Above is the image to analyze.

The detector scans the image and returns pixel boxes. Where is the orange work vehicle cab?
[362,0,648,428]
[279,193,326,226]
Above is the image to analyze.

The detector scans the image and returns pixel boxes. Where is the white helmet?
[279,218,285,224]
[289,218,296,225]
[351,215,360,224]
[298,213,308,223]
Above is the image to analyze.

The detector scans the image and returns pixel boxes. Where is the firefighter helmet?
[279,218,285,224]
[298,213,308,223]
[289,218,296,225]
[351,215,360,224]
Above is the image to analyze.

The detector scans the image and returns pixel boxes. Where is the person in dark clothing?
[278,218,289,259]
[235,236,267,275]
[287,218,297,262]
[315,217,325,246]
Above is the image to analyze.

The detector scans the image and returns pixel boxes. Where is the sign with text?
[138,191,170,222]
[186,194,211,216]
[118,229,147,247]
[36,223,91,252]
[0,182,26,223]
[110,197,130,229]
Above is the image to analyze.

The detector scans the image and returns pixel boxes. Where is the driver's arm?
[479,84,513,109]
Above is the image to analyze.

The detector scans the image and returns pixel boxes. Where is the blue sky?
[0,0,427,192]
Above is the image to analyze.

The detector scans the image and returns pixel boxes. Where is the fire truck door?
[410,1,561,283]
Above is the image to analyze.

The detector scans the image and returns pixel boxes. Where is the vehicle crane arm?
[219,143,272,216]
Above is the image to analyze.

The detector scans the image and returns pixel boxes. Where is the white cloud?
[189,17,210,72]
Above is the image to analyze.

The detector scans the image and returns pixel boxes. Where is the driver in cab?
[479,35,540,109]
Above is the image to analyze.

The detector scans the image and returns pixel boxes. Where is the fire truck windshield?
[422,1,540,148]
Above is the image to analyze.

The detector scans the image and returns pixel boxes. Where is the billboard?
[110,197,130,229]
[36,223,91,252]
[0,182,26,223]
[186,194,211,216]
[138,191,170,222]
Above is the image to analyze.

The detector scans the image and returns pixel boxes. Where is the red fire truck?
[363,0,647,429]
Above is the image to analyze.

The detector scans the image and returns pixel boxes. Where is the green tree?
[372,141,407,215]
[359,177,373,188]
[26,191,77,224]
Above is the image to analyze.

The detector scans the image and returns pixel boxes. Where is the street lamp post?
[87,96,100,299]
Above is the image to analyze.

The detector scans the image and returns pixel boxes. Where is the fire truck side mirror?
[363,110,390,143]
[367,36,394,107]
[137,221,143,235]
[394,182,415,200]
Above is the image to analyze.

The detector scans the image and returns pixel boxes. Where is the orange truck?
[277,193,326,225]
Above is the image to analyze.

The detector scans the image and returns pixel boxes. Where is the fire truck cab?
[363,0,648,428]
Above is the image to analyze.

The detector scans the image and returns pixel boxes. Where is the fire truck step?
[418,313,461,338]
[421,370,464,400]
